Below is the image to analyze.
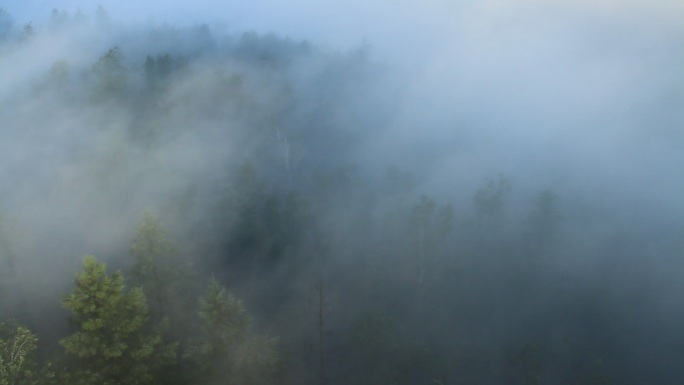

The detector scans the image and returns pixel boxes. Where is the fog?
[1,1,683,384]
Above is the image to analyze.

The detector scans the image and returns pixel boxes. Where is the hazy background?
[1,1,683,384]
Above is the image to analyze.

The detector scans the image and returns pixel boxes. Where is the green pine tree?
[59,256,175,385]
[189,279,277,385]
[0,322,38,385]
[130,211,175,322]
[129,211,197,347]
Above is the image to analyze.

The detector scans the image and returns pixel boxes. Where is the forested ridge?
[0,6,683,385]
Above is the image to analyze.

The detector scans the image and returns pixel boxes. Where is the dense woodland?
[0,6,683,385]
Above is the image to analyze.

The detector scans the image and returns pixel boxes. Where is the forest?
[0,5,683,385]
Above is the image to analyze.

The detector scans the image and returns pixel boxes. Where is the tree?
[60,256,175,385]
[91,46,128,102]
[0,322,38,385]
[130,211,196,343]
[189,279,277,385]
[143,53,173,91]
[130,211,174,322]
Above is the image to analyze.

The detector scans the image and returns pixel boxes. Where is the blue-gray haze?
[1,2,683,384]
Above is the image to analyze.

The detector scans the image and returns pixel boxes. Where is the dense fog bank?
[0,4,682,384]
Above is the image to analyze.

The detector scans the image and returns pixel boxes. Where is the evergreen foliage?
[189,279,277,385]
[60,256,176,385]
[130,211,174,320]
[130,211,197,348]
[0,322,38,385]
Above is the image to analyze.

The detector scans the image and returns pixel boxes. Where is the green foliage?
[189,279,277,385]
[0,322,38,385]
[60,256,175,385]
[199,279,249,346]
[131,211,174,315]
[130,211,197,344]
[132,213,168,263]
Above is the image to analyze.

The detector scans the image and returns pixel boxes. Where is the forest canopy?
[0,5,683,385]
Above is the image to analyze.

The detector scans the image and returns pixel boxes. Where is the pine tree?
[0,322,38,385]
[130,211,196,345]
[90,46,127,102]
[189,279,277,385]
[60,256,175,385]
[131,211,174,322]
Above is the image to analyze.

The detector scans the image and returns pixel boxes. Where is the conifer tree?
[130,211,196,343]
[131,211,174,321]
[0,322,38,385]
[90,46,127,102]
[60,256,175,385]
[189,279,277,385]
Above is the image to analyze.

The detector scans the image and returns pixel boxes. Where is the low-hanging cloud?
[1,1,683,384]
